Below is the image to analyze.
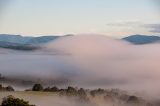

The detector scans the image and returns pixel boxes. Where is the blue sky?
[0,0,160,37]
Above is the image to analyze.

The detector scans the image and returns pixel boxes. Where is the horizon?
[0,33,160,39]
[0,0,160,37]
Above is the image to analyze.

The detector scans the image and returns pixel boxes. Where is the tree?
[43,87,51,92]
[32,84,43,91]
[5,86,14,91]
[43,86,59,92]
[127,96,140,104]
[90,88,105,97]
[0,85,14,91]
[78,88,87,97]
[66,86,77,96]
[50,86,59,92]
[77,88,89,102]
[1,95,35,106]
[0,84,2,89]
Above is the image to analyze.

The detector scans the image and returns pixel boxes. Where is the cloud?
[106,21,143,27]
[106,21,160,34]
[144,24,160,33]
[45,35,160,95]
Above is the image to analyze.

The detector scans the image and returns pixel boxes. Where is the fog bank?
[1,34,160,97]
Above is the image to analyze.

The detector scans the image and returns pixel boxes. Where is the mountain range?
[0,34,160,50]
[0,34,64,50]
[122,34,160,44]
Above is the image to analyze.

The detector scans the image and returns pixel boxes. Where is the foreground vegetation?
[0,95,35,106]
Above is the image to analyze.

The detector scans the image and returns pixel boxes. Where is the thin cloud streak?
[106,21,160,34]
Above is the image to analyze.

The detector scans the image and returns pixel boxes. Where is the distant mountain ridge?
[122,34,160,44]
[0,34,160,50]
[0,34,64,50]
[0,34,60,45]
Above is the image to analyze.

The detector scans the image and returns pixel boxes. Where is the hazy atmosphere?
[1,35,160,93]
[1,0,160,106]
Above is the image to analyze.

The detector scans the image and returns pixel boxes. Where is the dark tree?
[32,84,43,91]
[1,95,35,106]
[5,86,14,91]
[0,84,2,89]
[43,87,51,92]
[77,88,89,102]
[90,88,105,97]
[78,88,87,97]
[66,86,77,96]
[90,90,96,97]
[0,85,14,91]
[50,86,59,92]
[127,96,140,104]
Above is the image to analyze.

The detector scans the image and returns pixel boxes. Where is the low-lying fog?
[1,34,160,98]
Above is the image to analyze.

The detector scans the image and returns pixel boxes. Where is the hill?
[122,34,160,44]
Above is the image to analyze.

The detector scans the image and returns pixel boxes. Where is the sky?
[0,0,160,37]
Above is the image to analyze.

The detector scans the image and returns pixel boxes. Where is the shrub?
[1,95,35,106]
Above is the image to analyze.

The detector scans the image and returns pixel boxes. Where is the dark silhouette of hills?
[0,34,60,45]
[0,34,63,50]
[0,34,160,50]
[122,34,160,44]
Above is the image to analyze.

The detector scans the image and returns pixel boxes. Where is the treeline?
[0,74,35,86]
[25,84,153,106]
[27,84,89,102]
[0,84,14,91]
